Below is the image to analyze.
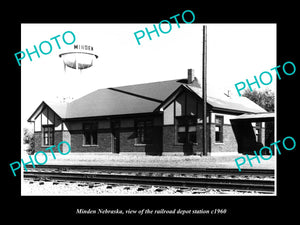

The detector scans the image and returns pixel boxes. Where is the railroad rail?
[25,164,274,176]
[24,165,275,193]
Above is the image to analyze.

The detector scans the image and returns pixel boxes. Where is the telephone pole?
[202,25,208,156]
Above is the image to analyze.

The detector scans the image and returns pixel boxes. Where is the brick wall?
[34,122,240,155]
[98,129,112,152]
[119,128,137,152]
[62,130,71,153]
[34,132,42,152]
[162,125,203,155]
[66,123,162,154]
[163,123,239,155]
[210,124,238,154]
[69,129,112,152]
[34,131,62,153]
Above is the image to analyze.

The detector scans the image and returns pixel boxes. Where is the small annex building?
[28,70,268,156]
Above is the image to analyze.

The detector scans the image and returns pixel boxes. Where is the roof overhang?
[230,112,275,122]
[27,101,47,122]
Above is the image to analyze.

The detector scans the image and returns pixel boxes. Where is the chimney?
[187,68,195,84]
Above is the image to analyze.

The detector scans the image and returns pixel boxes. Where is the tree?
[243,89,275,150]
[23,128,35,154]
[242,89,274,112]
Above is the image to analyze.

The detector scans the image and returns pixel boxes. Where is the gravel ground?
[22,179,270,196]
[22,152,275,195]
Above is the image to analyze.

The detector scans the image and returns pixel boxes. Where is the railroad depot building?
[28,70,269,156]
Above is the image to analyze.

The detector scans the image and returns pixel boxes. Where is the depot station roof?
[28,78,267,122]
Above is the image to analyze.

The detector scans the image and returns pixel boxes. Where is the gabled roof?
[186,86,266,114]
[66,88,161,119]
[28,78,267,121]
[111,79,183,102]
[27,101,68,122]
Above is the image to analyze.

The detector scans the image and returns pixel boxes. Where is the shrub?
[23,128,35,154]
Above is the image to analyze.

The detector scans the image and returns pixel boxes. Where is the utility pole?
[202,25,208,156]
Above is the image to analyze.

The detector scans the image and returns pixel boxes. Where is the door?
[111,120,120,153]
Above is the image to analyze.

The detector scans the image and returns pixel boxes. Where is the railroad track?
[24,165,275,193]
[25,164,274,176]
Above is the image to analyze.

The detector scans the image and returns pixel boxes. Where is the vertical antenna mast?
[202,25,208,156]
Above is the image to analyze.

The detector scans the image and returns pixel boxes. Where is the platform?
[30,152,276,170]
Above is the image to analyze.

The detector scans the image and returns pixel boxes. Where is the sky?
[21,23,276,130]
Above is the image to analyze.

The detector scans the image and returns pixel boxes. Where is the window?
[176,116,197,144]
[253,122,262,142]
[215,115,223,143]
[83,123,98,145]
[136,120,153,144]
[42,125,54,146]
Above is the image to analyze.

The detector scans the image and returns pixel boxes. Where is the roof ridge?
[67,78,185,104]
[108,87,163,103]
[112,78,184,89]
